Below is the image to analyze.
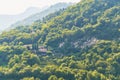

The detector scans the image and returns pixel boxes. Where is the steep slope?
[11,3,73,28]
[0,0,120,80]
[36,0,120,54]
[0,0,120,53]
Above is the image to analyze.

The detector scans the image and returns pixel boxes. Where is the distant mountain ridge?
[11,2,73,28]
[0,7,44,31]
[0,2,72,32]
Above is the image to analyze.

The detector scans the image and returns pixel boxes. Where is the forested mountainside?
[11,3,72,28]
[0,0,120,80]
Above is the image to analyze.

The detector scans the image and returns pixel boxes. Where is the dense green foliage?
[0,0,120,80]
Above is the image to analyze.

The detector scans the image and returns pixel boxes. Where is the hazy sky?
[0,0,80,15]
